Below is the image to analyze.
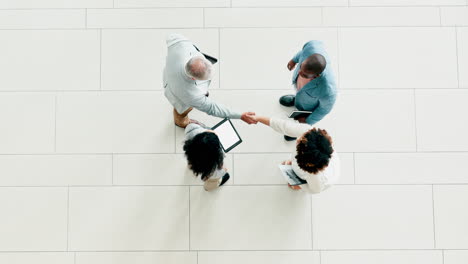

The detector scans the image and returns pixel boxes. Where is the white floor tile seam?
[336,28,342,86]
[4,150,468,154]
[1,26,468,31]
[439,6,443,25]
[0,5,466,10]
[99,29,102,89]
[431,185,437,249]
[202,8,206,28]
[2,88,468,92]
[53,93,57,152]
[111,154,114,185]
[66,187,70,251]
[0,249,461,253]
[413,89,419,152]
[352,153,356,184]
[455,26,461,88]
[2,184,468,188]
[3,151,468,156]
[85,8,87,29]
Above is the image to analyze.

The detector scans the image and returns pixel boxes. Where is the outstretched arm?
[252,115,271,126]
[190,95,257,124]
[251,115,311,138]
[190,94,241,119]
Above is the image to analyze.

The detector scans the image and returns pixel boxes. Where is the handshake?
[240,112,259,125]
[241,111,306,125]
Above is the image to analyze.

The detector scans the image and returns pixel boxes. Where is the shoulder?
[166,33,190,47]
[185,124,206,138]
[321,152,341,183]
[302,40,324,52]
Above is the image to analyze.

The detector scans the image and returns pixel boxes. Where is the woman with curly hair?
[251,115,340,193]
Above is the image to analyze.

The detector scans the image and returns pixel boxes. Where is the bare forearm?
[255,116,270,126]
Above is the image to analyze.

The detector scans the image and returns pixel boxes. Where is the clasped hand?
[241,112,258,124]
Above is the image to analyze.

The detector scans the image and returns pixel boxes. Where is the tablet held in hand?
[212,118,242,153]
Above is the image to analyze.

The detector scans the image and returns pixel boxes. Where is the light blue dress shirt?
[291,40,338,125]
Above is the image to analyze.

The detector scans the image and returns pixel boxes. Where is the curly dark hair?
[183,132,224,181]
[295,128,333,174]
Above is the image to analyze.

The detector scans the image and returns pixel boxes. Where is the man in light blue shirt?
[279,40,338,141]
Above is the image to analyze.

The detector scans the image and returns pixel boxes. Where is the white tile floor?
[0,1,467,264]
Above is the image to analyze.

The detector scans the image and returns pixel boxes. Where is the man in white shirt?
[163,34,256,128]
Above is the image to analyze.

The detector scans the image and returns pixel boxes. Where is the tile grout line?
[0,249,467,253]
[0,88,467,93]
[310,196,314,250]
[2,150,468,156]
[85,9,87,28]
[320,7,324,26]
[67,186,70,251]
[439,7,442,26]
[218,27,221,89]
[353,153,356,184]
[432,185,437,249]
[197,251,199,264]
[231,154,235,184]
[74,252,76,264]
[2,183,468,188]
[0,5,468,9]
[54,93,58,152]
[203,8,205,28]
[442,250,445,264]
[0,25,468,30]
[111,154,114,185]
[413,89,419,152]
[336,28,342,88]
[319,250,322,264]
[189,186,191,251]
[455,26,460,89]
[99,29,102,90]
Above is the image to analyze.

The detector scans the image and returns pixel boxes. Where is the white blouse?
[270,117,341,193]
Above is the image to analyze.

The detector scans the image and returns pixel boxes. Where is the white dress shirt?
[269,117,340,193]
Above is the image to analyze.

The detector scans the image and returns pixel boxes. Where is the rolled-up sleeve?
[270,118,312,138]
[292,49,303,63]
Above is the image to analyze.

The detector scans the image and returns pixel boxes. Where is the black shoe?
[279,95,295,107]
[284,135,297,141]
[220,173,230,186]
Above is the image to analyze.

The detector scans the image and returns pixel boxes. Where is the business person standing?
[279,40,338,141]
[183,123,230,191]
[251,114,340,194]
[163,33,256,128]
